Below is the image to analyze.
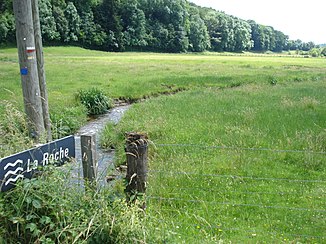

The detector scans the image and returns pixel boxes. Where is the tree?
[0,12,15,44]
[309,48,320,57]
[202,10,222,51]
[188,14,210,52]
[64,2,81,42]
[321,47,326,57]
[144,0,189,52]
[214,12,230,51]
[52,4,69,42]
[95,0,124,51]
[79,10,107,48]
[39,0,59,42]
[165,0,189,52]
[248,20,263,51]
[120,0,147,49]
[0,0,13,14]
[234,19,252,51]
[273,30,288,52]
[262,26,275,51]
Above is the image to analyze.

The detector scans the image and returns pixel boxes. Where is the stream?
[72,105,130,189]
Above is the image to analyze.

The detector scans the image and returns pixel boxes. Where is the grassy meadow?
[0,47,326,242]
[112,84,326,242]
[1,46,325,115]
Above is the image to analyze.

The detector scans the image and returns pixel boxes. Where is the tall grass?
[0,101,34,158]
[1,46,325,117]
[0,165,154,243]
[103,81,326,242]
[1,47,325,242]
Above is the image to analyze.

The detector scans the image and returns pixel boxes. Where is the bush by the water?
[51,105,87,139]
[0,166,150,243]
[76,88,112,116]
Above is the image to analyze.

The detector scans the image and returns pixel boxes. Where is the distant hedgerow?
[76,88,112,116]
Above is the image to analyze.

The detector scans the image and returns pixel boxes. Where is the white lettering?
[55,151,59,161]
[27,158,32,172]
[41,147,70,166]
[43,152,49,166]
[59,147,64,159]
[27,159,39,172]
[33,160,38,170]
[65,148,69,158]
[49,153,54,163]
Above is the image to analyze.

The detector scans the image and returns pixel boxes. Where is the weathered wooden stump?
[125,132,148,205]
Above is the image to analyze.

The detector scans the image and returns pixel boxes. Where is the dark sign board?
[0,136,75,192]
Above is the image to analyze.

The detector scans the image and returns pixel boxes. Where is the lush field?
[1,47,326,242]
[108,82,326,242]
[1,46,325,115]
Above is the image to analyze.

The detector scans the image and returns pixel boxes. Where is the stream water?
[72,105,130,189]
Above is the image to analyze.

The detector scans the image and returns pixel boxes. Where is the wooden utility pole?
[13,0,45,141]
[31,0,52,141]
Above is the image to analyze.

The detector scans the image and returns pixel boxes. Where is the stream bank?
[73,105,130,188]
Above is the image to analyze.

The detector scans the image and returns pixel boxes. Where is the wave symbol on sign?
[3,159,24,186]
[4,159,23,170]
[5,175,24,186]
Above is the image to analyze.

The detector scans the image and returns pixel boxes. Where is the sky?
[189,0,326,44]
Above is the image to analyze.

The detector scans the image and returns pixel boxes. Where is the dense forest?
[0,0,322,53]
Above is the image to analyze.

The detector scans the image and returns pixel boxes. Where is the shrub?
[76,88,112,116]
[309,48,321,57]
[268,76,278,85]
[100,122,118,149]
[0,165,150,243]
[50,105,87,139]
[321,47,326,57]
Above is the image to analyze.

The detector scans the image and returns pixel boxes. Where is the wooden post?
[125,132,148,204]
[81,134,97,190]
[13,0,45,141]
[31,0,52,141]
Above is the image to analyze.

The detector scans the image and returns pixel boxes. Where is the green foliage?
[233,19,252,51]
[0,166,150,243]
[0,11,15,44]
[52,3,69,42]
[1,46,326,242]
[95,0,124,51]
[100,122,120,149]
[39,0,59,42]
[0,102,34,158]
[188,14,210,52]
[309,47,321,57]
[106,81,326,242]
[50,105,87,139]
[321,47,326,57]
[0,0,316,53]
[76,88,112,116]
[64,2,81,42]
[79,10,107,48]
[120,0,147,48]
[268,75,278,85]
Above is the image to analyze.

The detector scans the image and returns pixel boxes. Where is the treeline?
[0,0,321,53]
